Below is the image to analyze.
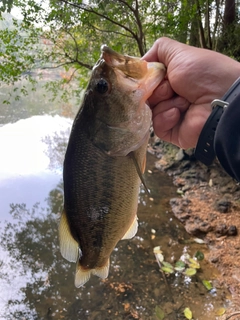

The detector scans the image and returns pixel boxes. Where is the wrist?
[195,77,240,166]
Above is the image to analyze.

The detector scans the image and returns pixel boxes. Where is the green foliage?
[0,0,14,13]
[0,0,239,102]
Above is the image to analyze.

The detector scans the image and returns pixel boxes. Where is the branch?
[226,312,240,320]
[57,0,138,40]
[41,61,76,69]
[64,28,80,63]
[88,23,133,38]
[42,30,93,70]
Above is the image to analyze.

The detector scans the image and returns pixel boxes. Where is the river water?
[0,113,231,320]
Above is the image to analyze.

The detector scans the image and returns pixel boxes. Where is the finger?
[143,37,184,66]
[152,107,181,140]
[148,79,175,108]
[152,96,190,117]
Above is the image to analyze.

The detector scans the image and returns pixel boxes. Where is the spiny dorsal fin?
[129,151,150,195]
[59,209,79,263]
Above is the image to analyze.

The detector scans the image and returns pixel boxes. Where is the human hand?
[143,37,240,149]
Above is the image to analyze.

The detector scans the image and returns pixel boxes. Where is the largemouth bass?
[59,45,165,287]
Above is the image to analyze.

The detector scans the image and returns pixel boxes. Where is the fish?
[59,45,166,287]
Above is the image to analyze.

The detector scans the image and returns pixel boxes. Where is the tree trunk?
[217,0,238,56]
[205,0,212,49]
[224,0,236,26]
[195,0,207,48]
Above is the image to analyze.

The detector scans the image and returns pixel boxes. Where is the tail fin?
[75,259,110,288]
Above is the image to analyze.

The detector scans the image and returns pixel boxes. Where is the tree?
[0,0,14,12]
[1,0,240,102]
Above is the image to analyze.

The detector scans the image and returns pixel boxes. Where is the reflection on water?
[0,115,231,320]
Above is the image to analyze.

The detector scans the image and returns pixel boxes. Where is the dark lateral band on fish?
[59,45,166,287]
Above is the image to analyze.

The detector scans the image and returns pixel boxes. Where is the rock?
[215,224,228,237]
[184,148,195,158]
[200,222,213,233]
[169,198,181,206]
[210,256,219,263]
[175,149,185,161]
[215,199,232,213]
[182,185,191,192]
[227,225,238,236]
[185,221,213,236]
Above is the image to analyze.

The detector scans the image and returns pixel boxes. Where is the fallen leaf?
[193,238,205,244]
[202,280,213,291]
[161,266,174,274]
[184,307,193,319]
[188,258,200,269]
[215,307,226,316]
[174,260,185,272]
[155,306,165,320]
[184,268,197,276]
[194,251,204,261]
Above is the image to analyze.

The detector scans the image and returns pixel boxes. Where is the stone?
[227,225,238,236]
[215,224,228,237]
[215,199,232,213]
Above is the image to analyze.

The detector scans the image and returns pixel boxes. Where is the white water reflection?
[0,115,72,218]
[0,115,71,319]
[0,115,72,178]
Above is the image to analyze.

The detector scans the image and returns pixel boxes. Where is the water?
[0,114,231,320]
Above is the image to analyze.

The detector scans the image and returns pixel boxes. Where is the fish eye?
[96,78,108,94]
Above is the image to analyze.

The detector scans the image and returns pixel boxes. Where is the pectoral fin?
[122,215,138,240]
[59,209,79,263]
[130,151,149,195]
[75,259,110,288]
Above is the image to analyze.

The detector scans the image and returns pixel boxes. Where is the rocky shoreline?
[149,137,240,318]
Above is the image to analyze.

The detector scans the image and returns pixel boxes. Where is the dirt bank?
[149,137,240,319]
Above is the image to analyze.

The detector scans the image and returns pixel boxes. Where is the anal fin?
[121,215,138,240]
[59,209,79,263]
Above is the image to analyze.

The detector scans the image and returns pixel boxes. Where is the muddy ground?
[149,137,240,319]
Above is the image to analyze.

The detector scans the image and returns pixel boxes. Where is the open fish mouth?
[99,45,166,100]
[100,44,165,84]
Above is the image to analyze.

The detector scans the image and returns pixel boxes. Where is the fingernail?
[164,108,176,118]
[159,81,168,97]
[174,96,188,109]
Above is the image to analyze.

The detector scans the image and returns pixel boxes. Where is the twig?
[154,253,175,304]
[225,312,240,320]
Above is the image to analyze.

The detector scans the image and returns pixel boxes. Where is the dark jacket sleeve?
[214,93,240,182]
